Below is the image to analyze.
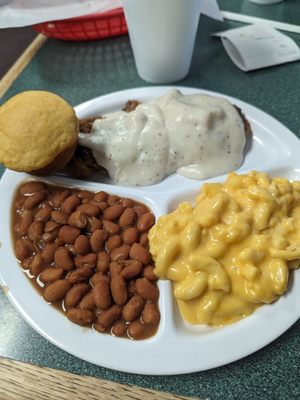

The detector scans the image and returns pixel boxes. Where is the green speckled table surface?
[0,2,300,400]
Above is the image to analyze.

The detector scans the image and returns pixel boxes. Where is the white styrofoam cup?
[121,0,203,83]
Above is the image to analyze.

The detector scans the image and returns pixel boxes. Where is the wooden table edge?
[0,357,198,400]
[0,33,47,100]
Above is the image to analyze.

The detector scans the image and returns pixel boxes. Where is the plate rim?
[1,86,300,375]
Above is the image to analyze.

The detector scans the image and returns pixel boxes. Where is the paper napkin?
[213,24,300,71]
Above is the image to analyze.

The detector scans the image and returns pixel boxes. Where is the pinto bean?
[64,284,90,309]
[111,321,126,337]
[79,291,95,310]
[97,305,122,328]
[136,278,159,301]
[58,225,81,244]
[75,253,97,269]
[43,280,71,302]
[21,258,31,270]
[121,198,134,208]
[90,272,110,286]
[40,267,64,283]
[103,220,120,235]
[110,245,130,262]
[17,210,33,236]
[45,220,60,233]
[54,248,74,271]
[133,205,149,218]
[119,208,135,227]
[86,217,102,233]
[142,303,160,325]
[93,323,105,332]
[121,260,142,279]
[28,221,44,241]
[67,267,93,284]
[93,280,112,310]
[88,200,103,208]
[128,320,146,340]
[110,275,128,305]
[103,204,124,221]
[128,280,137,295]
[15,239,32,261]
[51,190,70,208]
[41,232,56,244]
[77,190,93,200]
[78,203,100,217]
[130,243,151,265]
[51,210,69,225]
[143,265,157,281]
[139,233,149,247]
[95,201,108,211]
[30,253,44,276]
[35,205,52,222]
[137,212,155,232]
[41,243,56,262]
[107,195,120,206]
[67,308,94,326]
[24,191,46,210]
[14,198,24,210]
[97,252,110,273]
[22,238,34,250]
[122,295,145,322]
[61,195,80,214]
[20,181,46,195]
[93,191,108,202]
[106,235,122,253]
[68,210,86,229]
[109,261,123,278]
[54,236,64,247]
[90,229,107,253]
[123,227,139,245]
[74,235,90,255]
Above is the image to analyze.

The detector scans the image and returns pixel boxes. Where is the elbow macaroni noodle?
[149,171,300,326]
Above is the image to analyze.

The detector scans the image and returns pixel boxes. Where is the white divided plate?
[0,86,300,375]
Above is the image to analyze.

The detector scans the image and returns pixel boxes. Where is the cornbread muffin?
[0,91,78,174]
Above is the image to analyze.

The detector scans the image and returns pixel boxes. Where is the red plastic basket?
[33,8,128,41]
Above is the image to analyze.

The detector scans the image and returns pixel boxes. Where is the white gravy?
[78,90,246,186]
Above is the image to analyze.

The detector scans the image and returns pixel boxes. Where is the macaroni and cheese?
[149,171,300,326]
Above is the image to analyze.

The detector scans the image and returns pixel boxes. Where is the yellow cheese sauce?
[149,171,300,326]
